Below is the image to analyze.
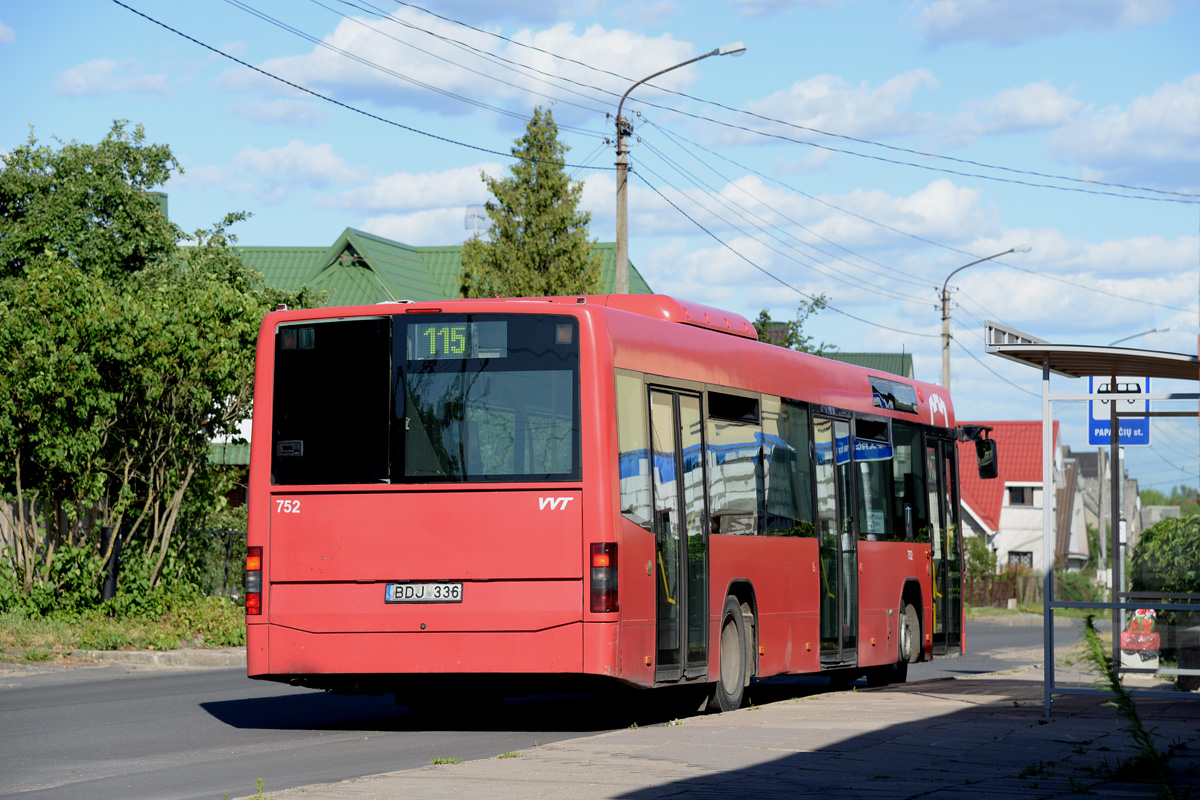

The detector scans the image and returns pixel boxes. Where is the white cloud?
[972,81,1083,133]
[945,230,1198,338]
[222,9,695,124]
[811,179,995,245]
[738,70,939,144]
[336,163,504,212]
[53,59,168,96]
[0,19,14,45]
[362,208,471,245]
[229,141,370,204]
[1050,74,1200,190]
[912,0,1172,48]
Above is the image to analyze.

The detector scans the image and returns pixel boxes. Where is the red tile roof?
[957,420,1058,533]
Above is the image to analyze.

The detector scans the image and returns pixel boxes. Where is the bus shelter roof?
[984,321,1199,381]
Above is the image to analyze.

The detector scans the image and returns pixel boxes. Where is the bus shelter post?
[1042,356,1054,718]
[1109,373,1122,674]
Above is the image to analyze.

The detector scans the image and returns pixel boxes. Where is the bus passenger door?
[814,416,857,665]
[650,390,709,682]
[927,439,963,654]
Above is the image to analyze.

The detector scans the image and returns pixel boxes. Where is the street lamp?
[1109,327,1169,346]
[614,41,746,294]
[940,244,1031,390]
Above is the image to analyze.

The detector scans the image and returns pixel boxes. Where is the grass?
[430,756,463,765]
[0,595,245,659]
[966,603,1103,620]
[1080,616,1179,799]
[965,605,1024,619]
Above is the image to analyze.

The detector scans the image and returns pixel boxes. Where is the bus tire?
[711,595,747,713]
[901,603,920,664]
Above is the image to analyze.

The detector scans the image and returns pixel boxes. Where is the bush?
[964,534,997,576]
[1130,515,1200,597]
[0,543,103,617]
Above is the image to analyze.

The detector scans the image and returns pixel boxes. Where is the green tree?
[460,107,601,298]
[753,295,835,355]
[0,122,320,608]
[0,253,117,594]
[99,213,311,587]
[1140,485,1199,517]
[0,121,180,285]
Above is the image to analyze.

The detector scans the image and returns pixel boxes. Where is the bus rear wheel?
[710,595,747,713]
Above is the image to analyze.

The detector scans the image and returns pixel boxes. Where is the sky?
[2,0,1198,496]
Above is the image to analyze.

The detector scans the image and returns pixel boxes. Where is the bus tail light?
[590,542,618,613]
[245,546,263,616]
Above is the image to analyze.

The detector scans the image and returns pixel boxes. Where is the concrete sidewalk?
[229,668,1200,800]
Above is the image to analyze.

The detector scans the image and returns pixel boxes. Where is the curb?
[69,646,247,668]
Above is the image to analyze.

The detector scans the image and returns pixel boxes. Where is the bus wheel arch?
[711,582,756,712]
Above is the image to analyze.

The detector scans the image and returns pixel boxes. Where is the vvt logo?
[539,497,574,511]
[929,393,949,427]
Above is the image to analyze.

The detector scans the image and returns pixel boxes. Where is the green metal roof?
[823,352,915,379]
[240,229,653,305]
[209,442,250,466]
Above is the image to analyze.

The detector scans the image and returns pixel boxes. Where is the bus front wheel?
[901,602,920,663]
[710,595,747,713]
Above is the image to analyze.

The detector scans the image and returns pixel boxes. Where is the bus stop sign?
[1088,376,1151,446]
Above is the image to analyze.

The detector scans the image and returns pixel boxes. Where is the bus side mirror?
[975,439,998,480]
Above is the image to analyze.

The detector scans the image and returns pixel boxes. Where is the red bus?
[246,294,985,711]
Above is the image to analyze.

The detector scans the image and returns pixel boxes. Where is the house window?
[1008,551,1033,569]
[1008,486,1033,506]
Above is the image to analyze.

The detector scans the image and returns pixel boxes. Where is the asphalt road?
[0,616,1078,800]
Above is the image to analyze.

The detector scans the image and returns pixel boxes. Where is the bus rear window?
[270,313,581,485]
[272,317,391,486]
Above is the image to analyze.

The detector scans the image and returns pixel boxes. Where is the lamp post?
[940,244,1031,390]
[614,41,746,294]
[1109,327,1169,346]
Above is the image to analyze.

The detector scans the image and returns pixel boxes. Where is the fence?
[200,528,247,596]
[965,572,1104,609]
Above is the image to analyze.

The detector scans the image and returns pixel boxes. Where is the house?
[238,227,654,306]
[957,420,1091,573]
[824,352,914,379]
[1060,445,1142,572]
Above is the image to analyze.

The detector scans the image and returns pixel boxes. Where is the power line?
[636,137,931,306]
[949,337,1041,399]
[633,169,940,340]
[653,128,1198,314]
[110,0,616,172]
[379,0,1196,204]
[304,0,614,119]
[645,120,934,292]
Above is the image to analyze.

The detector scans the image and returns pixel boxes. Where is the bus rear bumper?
[248,622,588,685]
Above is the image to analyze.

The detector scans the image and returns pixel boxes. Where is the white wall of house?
[995,482,1045,572]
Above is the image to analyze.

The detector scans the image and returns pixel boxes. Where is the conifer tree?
[461,107,602,298]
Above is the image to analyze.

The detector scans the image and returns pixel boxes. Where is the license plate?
[385,582,463,603]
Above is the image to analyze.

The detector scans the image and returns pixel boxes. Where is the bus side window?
[759,397,815,537]
[853,418,894,541]
[707,391,761,536]
[616,372,652,530]
[892,422,928,542]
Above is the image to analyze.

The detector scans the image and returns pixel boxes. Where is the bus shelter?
[984,322,1200,716]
